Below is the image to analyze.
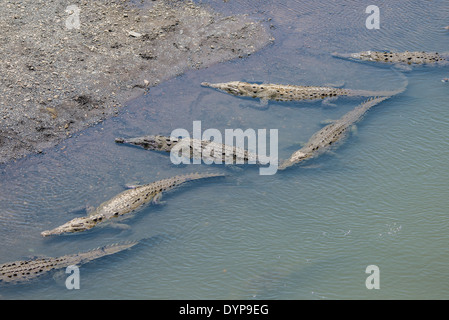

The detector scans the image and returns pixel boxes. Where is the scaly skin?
[200,81,400,103]
[115,135,259,164]
[0,241,137,284]
[332,50,449,66]
[279,96,391,170]
[41,173,224,236]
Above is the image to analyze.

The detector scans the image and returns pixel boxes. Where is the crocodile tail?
[368,95,390,105]
[153,172,226,192]
[98,240,139,255]
[78,240,139,263]
[363,68,408,97]
[192,171,226,179]
[390,66,409,96]
[177,172,226,183]
[340,95,392,127]
[360,95,391,112]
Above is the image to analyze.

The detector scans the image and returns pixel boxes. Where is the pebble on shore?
[0,0,271,164]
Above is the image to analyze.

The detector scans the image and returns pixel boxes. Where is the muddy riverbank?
[0,0,272,164]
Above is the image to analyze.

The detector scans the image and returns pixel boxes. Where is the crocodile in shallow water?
[41,172,224,236]
[332,50,449,66]
[278,96,391,170]
[115,135,259,164]
[0,241,137,284]
[200,81,400,105]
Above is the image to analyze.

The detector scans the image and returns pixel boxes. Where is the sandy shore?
[0,0,272,164]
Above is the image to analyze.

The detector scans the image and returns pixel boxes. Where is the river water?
[1,0,449,299]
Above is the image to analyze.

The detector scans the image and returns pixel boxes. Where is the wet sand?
[0,0,272,164]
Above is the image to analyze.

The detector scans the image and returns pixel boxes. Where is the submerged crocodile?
[41,172,224,236]
[115,135,259,164]
[200,81,400,104]
[332,50,449,66]
[278,96,391,170]
[0,241,137,284]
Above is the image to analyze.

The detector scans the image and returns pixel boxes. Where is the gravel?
[0,0,272,164]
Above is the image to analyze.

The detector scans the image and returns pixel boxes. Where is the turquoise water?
[1,0,449,299]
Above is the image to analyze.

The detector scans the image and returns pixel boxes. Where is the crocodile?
[0,241,137,285]
[332,50,449,66]
[200,81,401,105]
[115,135,259,164]
[278,96,391,170]
[41,172,224,236]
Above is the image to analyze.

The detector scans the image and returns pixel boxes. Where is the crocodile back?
[0,241,138,284]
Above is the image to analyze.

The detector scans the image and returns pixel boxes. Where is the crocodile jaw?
[332,51,372,61]
[201,81,243,95]
[278,151,309,170]
[41,217,96,237]
[115,135,159,150]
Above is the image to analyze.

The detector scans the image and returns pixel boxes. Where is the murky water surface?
[1,0,449,299]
